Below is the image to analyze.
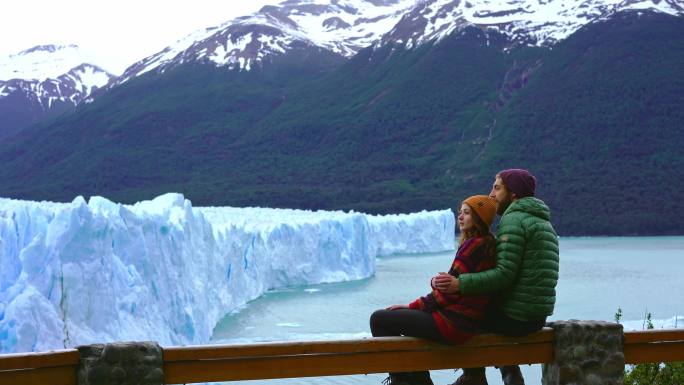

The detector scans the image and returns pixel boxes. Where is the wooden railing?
[164,329,554,383]
[623,329,684,363]
[0,349,79,385]
[1,328,683,385]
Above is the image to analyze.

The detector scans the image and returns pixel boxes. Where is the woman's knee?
[370,309,388,326]
[370,309,393,334]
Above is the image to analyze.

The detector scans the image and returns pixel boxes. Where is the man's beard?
[497,194,513,215]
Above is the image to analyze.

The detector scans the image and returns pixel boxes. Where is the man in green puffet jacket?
[450,169,559,385]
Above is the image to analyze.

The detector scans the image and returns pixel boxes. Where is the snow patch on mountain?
[0,65,112,109]
[382,0,684,49]
[0,45,114,109]
[0,45,99,81]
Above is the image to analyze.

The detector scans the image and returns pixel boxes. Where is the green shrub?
[615,308,684,385]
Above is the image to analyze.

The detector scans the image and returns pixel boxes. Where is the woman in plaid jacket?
[369,195,497,385]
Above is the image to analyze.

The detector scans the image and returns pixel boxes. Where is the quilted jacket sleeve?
[458,213,524,295]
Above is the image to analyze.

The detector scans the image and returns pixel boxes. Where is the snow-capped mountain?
[381,0,684,48]
[0,45,114,139]
[0,45,114,108]
[115,0,682,85]
[6,1,683,99]
[115,0,418,84]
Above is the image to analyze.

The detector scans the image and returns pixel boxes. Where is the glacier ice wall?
[0,193,454,353]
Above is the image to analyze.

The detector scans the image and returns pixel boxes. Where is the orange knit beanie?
[463,195,497,227]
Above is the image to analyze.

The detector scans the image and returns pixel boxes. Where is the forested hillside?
[1,11,682,235]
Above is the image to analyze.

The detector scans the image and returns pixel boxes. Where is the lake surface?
[212,237,684,385]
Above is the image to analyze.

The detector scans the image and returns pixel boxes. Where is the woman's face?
[458,203,474,233]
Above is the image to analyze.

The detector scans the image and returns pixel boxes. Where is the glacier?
[0,193,455,353]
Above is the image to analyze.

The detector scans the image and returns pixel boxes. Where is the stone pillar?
[542,320,624,385]
[77,342,164,385]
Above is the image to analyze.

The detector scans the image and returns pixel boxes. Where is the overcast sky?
[1,0,281,74]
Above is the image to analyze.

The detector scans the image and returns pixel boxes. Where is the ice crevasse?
[0,193,455,353]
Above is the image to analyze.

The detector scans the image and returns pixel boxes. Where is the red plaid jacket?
[409,236,495,344]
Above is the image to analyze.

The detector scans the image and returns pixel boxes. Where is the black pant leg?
[370,308,447,344]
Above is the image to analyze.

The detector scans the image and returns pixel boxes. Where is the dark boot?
[381,372,413,385]
[382,371,434,385]
[408,370,434,385]
[450,367,488,385]
[499,365,524,385]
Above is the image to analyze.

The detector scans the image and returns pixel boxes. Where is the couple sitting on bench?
[370,169,560,385]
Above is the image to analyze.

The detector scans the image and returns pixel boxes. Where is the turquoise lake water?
[212,237,684,385]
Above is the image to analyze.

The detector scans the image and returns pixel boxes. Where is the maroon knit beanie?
[498,169,537,198]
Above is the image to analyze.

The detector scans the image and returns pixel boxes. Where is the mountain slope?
[0,43,346,199]
[0,11,682,235]
[481,11,684,235]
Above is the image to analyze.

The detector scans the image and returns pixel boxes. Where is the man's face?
[489,176,514,215]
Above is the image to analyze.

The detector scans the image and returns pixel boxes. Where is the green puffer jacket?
[459,197,559,321]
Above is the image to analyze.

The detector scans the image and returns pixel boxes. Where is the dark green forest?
[1,11,683,236]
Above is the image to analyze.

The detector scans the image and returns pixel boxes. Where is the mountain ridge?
[112,0,417,85]
[1,8,683,235]
[2,0,681,138]
[114,0,684,84]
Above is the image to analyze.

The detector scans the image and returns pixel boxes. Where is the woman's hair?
[458,203,496,256]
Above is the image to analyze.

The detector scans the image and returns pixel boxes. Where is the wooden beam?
[163,329,554,362]
[4,327,684,385]
[0,366,77,385]
[625,341,684,364]
[164,342,553,384]
[0,349,79,371]
[624,329,684,344]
